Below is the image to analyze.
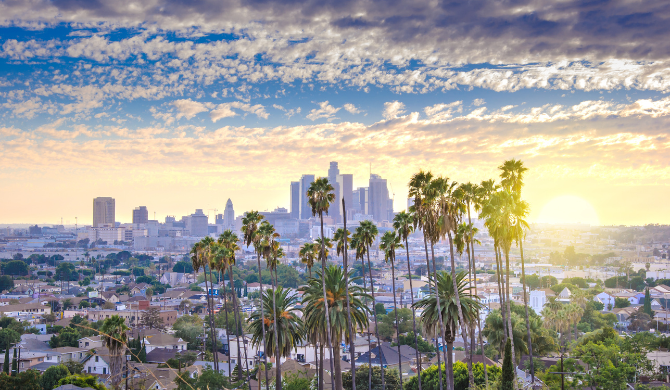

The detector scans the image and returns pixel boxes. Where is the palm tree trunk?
[203,268,218,371]
[423,233,445,390]
[229,268,247,382]
[390,255,404,390]
[468,231,488,390]
[429,239,450,385]
[333,343,343,390]
[207,267,220,371]
[495,245,508,344]
[319,211,336,390]
[256,252,270,390]
[446,340,454,390]
[272,268,282,390]
[503,248,516,386]
[319,344,324,390]
[342,200,357,390]
[404,236,422,390]
[222,278,232,377]
[366,250,386,390]
[519,239,534,384]
[359,249,373,390]
[446,232,474,390]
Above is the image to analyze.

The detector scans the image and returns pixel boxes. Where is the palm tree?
[191,240,218,369]
[100,315,129,390]
[299,243,317,278]
[307,177,337,390]
[203,236,220,371]
[249,286,305,389]
[217,230,251,383]
[408,170,446,390]
[414,271,481,384]
[380,230,405,390]
[357,220,386,390]
[242,210,270,390]
[482,310,529,362]
[301,266,371,390]
[351,232,374,390]
[339,200,357,390]
[393,211,423,390]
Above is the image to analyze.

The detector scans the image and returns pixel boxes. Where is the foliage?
[0,276,14,292]
[374,303,386,315]
[40,365,70,390]
[377,308,414,341]
[1,261,29,276]
[394,331,435,353]
[342,364,400,390]
[54,262,77,281]
[0,370,41,390]
[173,261,194,273]
[550,283,578,294]
[48,327,80,348]
[173,315,204,350]
[500,339,514,390]
[140,307,165,330]
[404,362,501,390]
[58,374,108,390]
[283,372,311,390]
[615,297,631,308]
[0,329,20,350]
[248,286,304,359]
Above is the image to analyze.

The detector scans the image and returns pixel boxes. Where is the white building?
[529,290,547,317]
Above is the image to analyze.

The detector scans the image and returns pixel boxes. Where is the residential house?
[82,347,111,376]
[143,334,188,353]
[0,302,52,318]
[355,342,419,376]
[595,292,615,310]
[79,336,104,349]
[246,283,272,294]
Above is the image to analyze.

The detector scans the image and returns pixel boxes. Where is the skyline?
[2,1,670,226]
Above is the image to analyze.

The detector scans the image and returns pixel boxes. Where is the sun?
[536,195,600,226]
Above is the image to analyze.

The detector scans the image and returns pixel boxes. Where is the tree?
[500,339,514,390]
[172,261,194,273]
[11,349,17,376]
[374,303,386,316]
[55,262,77,281]
[300,266,370,390]
[57,374,107,390]
[0,370,41,390]
[49,327,80,348]
[343,365,400,390]
[3,347,8,375]
[0,330,20,351]
[404,362,501,390]
[62,361,84,375]
[140,307,165,330]
[2,261,28,276]
[643,288,653,316]
[173,315,204,350]
[615,297,631,308]
[40,365,70,390]
[99,315,129,389]
[394,332,435,353]
[0,276,13,292]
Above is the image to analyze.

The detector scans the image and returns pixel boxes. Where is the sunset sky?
[1,0,669,226]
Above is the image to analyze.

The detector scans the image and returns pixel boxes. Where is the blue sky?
[1,0,670,225]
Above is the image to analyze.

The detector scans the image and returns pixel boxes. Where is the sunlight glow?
[536,195,600,226]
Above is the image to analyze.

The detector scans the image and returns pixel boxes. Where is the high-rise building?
[290,181,300,219]
[93,197,115,227]
[352,187,368,215]
[133,206,149,225]
[215,213,224,225]
[223,199,235,227]
[327,162,341,223]
[337,173,353,220]
[185,209,208,237]
[299,174,315,220]
[369,174,391,222]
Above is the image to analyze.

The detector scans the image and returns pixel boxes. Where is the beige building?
[93,197,115,227]
[88,309,179,327]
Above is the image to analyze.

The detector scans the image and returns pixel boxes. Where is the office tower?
[327,162,341,223]
[223,199,235,227]
[337,173,353,218]
[186,209,208,237]
[93,197,115,227]
[290,181,300,219]
[369,174,390,222]
[133,206,149,224]
[352,187,368,214]
[215,214,224,225]
[299,174,315,219]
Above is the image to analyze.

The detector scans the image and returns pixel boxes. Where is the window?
[95,356,99,362]
[85,342,89,347]
[103,368,106,374]
[88,367,92,373]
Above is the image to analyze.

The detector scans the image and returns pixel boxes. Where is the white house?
[82,348,111,376]
[246,283,272,294]
[143,334,188,353]
[595,292,615,310]
[529,290,547,316]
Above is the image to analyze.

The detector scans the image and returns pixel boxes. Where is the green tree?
[99,315,128,389]
[0,276,13,292]
[57,374,107,390]
[48,327,80,348]
[374,303,386,315]
[40,365,70,390]
[500,339,514,390]
[62,361,84,375]
[173,315,204,350]
[394,332,435,353]
[172,261,194,273]
[2,261,28,276]
[343,365,400,390]
[3,347,9,375]
[0,370,41,390]
[643,288,653,316]
[615,297,631,308]
[404,362,501,390]
[0,329,20,351]
[11,349,17,376]
[140,307,165,330]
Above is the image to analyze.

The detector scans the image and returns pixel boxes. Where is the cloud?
[210,102,269,122]
[343,103,362,114]
[171,99,210,120]
[473,98,485,107]
[273,104,301,118]
[306,101,340,121]
[383,101,406,120]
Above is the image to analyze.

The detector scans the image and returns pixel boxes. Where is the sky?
[1,0,670,226]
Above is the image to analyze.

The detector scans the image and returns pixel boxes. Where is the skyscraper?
[223,199,235,227]
[185,209,208,236]
[290,181,300,219]
[369,174,391,222]
[327,162,341,223]
[93,197,115,227]
[337,173,353,219]
[300,174,315,219]
[133,206,148,224]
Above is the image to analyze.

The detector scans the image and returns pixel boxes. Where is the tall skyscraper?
[223,199,235,227]
[290,181,300,219]
[337,173,353,219]
[186,209,208,236]
[369,174,391,222]
[327,162,341,223]
[93,197,115,227]
[133,206,149,224]
[352,187,368,215]
[299,174,315,219]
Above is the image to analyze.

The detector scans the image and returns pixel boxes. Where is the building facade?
[93,197,115,227]
[290,181,300,219]
[299,174,315,220]
[133,206,149,224]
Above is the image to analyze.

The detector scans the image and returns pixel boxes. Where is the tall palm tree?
[339,200,357,390]
[242,211,270,390]
[299,243,317,278]
[433,177,475,389]
[380,230,405,390]
[249,286,305,387]
[482,310,529,362]
[393,211,422,390]
[351,232,374,390]
[414,271,481,385]
[308,177,337,390]
[212,243,232,376]
[301,266,371,390]
[408,171,446,390]
[357,220,386,390]
[499,159,534,383]
[217,230,251,383]
[203,236,221,371]
[191,240,219,369]
[100,315,129,390]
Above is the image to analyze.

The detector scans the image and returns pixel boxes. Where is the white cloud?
[343,103,362,114]
[210,102,269,122]
[306,101,340,121]
[171,99,210,120]
[473,98,485,107]
[383,101,406,120]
